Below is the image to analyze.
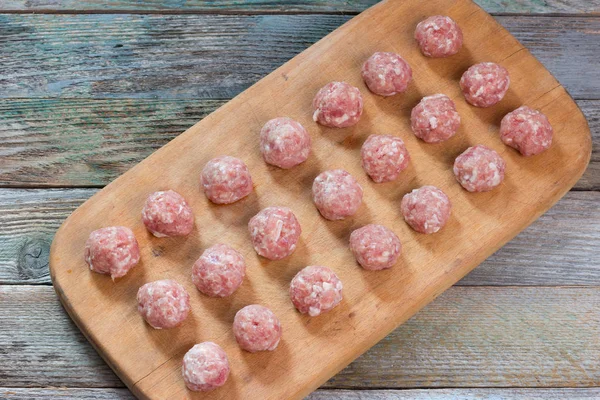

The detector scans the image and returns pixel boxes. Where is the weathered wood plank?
[1,0,599,14]
[0,15,597,99]
[1,286,598,388]
[0,99,597,188]
[1,189,599,286]
[308,388,600,400]
[0,388,134,399]
[3,388,600,400]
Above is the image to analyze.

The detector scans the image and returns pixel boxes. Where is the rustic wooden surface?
[0,0,598,399]
[47,0,591,397]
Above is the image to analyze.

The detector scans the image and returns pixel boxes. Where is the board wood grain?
[49,0,592,399]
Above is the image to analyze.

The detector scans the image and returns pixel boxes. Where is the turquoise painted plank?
[0,15,598,99]
[0,0,599,14]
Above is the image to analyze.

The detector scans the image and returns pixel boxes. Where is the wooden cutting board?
[49,0,591,398]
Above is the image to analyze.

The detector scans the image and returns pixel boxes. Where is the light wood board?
[49,0,591,399]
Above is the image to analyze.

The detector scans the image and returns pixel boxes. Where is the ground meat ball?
[141,190,194,237]
[290,266,343,317]
[312,169,363,220]
[137,280,190,329]
[453,145,506,192]
[233,305,282,352]
[361,134,410,183]
[361,52,413,96]
[500,106,553,156]
[401,186,452,234]
[201,156,253,204]
[460,62,510,107]
[248,207,301,260]
[84,226,140,280]
[260,117,311,169]
[411,94,461,143]
[349,224,402,271]
[182,342,230,392]
[192,244,246,298]
[312,82,363,128]
[414,15,463,58]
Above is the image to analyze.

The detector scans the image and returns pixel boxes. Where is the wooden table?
[0,1,598,399]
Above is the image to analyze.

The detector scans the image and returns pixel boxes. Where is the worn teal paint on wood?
[0,98,598,188]
[1,0,600,14]
[0,15,598,99]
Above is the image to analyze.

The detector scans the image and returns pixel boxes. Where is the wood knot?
[17,237,51,281]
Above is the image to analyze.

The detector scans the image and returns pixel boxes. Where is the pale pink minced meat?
[142,190,194,237]
[290,266,343,317]
[312,169,363,220]
[182,342,230,392]
[349,224,402,271]
[500,106,553,156]
[248,206,301,260]
[192,243,246,297]
[361,134,410,183]
[312,82,363,128]
[260,117,311,169]
[84,226,140,279]
[415,15,463,58]
[233,305,282,352]
[201,156,253,204]
[411,94,461,143]
[361,52,412,96]
[401,186,452,234]
[460,62,510,108]
[137,279,190,329]
[453,145,506,192]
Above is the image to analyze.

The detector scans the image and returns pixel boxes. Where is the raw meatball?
[361,134,410,183]
[260,117,311,169]
[415,15,463,58]
[312,169,363,220]
[137,279,190,329]
[401,186,452,234]
[411,94,461,143]
[84,226,140,280]
[290,266,343,317]
[248,206,301,260]
[361,52,413,96]
[182,342,230,392]
[349,224,402,271]
[233,305,282,352]
[201,156,253,204]
[192,244,246,298]
[142,190,194,238]
[312,82,363,128]
[500,106,553,156]
[453,145,506,192]
[460,62,510,107]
